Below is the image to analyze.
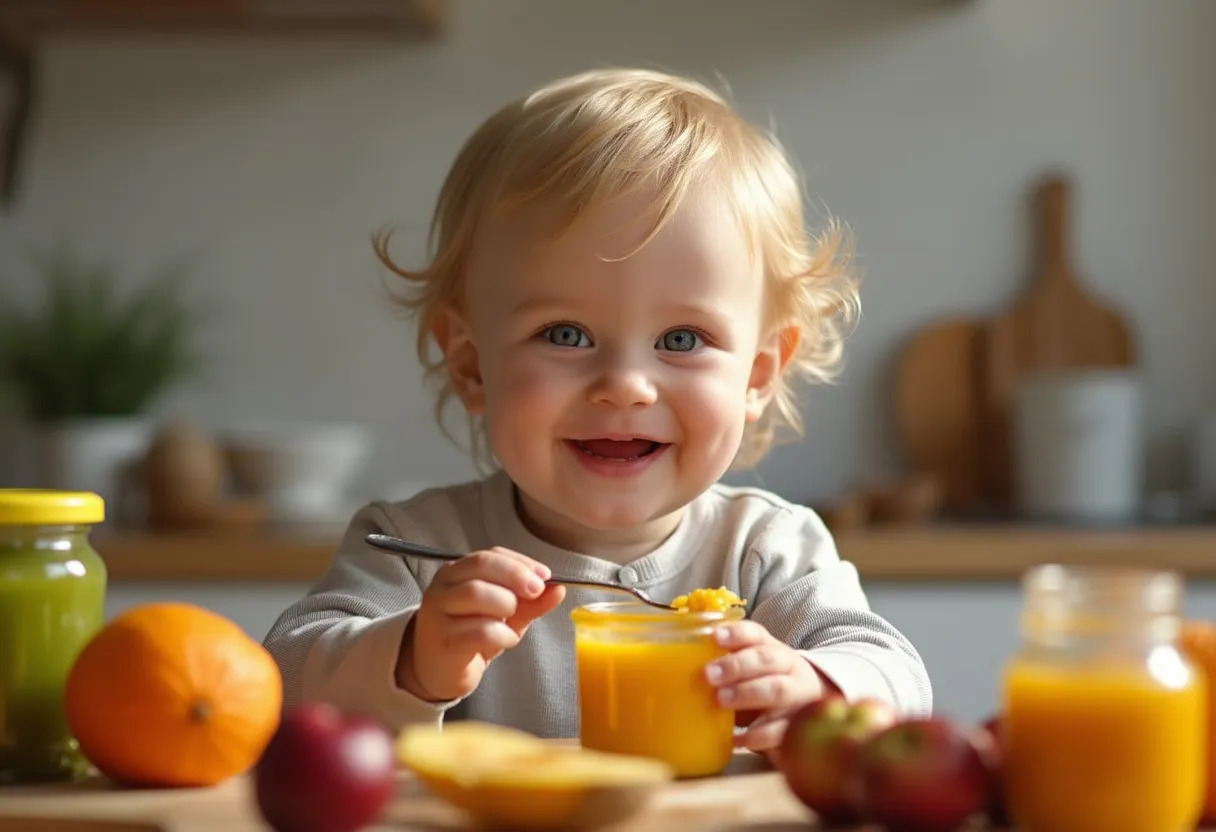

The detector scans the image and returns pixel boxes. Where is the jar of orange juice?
[572,600,744,778]
[0,490,108,783]
[1002,564,1207,832]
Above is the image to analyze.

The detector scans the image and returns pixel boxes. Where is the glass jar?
[1002,564,1207,832]
[0,490,108,783]
[571,600,744,778]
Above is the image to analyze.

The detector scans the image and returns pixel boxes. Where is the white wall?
[2,0,1214,504]
[11,0,1214,726]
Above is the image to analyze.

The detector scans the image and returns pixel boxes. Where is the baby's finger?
[705,645,794,687]
[438,549,547,599]
[481,546,552,581]
[435,579,518,619]
[713,620,774,650]
[715,673,802,711]
[734,709,762,728]
[443,616,521,658]
[737,715,790,753]
[507,585,566,635]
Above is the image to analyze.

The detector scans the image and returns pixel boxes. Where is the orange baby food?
[572,601,743,778]
[670,586,745,613]
[1003,658,1206,832]
[1180,619,1216,821]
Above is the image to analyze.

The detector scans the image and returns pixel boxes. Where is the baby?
[264,67,932,755]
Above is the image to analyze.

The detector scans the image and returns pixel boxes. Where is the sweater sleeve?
[740,505,933,717]
[261,502,462,729]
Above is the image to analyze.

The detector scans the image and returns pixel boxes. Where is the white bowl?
[219,421,370,526]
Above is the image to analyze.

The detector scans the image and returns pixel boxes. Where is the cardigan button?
[617,566,639,586]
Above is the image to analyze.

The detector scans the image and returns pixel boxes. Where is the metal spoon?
[364,533,678,610]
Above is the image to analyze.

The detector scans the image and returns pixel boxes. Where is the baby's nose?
[587,361,658,408]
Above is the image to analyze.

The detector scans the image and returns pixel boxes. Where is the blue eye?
[657,328,702,352]
[544,324,591,348]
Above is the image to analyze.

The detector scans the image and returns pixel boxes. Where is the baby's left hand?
[705,620,836,754]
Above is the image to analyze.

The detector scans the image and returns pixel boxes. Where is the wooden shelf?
[0,0,443,203]
[93,528,340,582]
[834,524,1216,581]
[90,524,1216,583]
[0,0,446,39]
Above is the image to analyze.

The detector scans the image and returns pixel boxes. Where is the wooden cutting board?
[982,173,1135,506]
[894,317,986,514]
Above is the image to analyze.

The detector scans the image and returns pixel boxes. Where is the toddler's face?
[446,186,786,547]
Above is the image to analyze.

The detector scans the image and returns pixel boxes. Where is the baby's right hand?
[396,547,565,702]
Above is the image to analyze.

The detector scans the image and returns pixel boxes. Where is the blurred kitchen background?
[1,0,1214,720]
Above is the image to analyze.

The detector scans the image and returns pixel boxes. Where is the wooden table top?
[0,752,876,832]
[0,752,797,832]
[3,749,1213,832]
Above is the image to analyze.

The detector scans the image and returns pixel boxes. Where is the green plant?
[0,247,207,421]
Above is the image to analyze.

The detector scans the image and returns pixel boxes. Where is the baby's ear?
[745,326,800,423]
[431,306,485,414]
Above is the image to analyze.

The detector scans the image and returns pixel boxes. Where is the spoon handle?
[364,534,464,562]
[364,533,671,608]
[365,533,620,588]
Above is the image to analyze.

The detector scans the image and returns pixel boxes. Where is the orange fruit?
[65,602,283,787]
[1181,619,1216,821]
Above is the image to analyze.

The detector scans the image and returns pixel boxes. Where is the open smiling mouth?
[568,438,669,461]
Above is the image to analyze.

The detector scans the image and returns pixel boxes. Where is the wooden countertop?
[4,751,1213,832]
[0,753,960,832]
[0,752,794,832]
[89,523,1216,583]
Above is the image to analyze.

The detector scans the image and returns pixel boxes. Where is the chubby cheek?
[482,352,575,452]
[669,364,750,459]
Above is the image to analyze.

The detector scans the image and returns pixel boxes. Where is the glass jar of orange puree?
[1002,564,1207,832]
[572,600,744,778]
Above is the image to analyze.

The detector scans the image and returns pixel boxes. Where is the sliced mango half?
[397,721,674,831]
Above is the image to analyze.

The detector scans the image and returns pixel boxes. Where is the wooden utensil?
[864,472,945,526]
[982,173,1135,506]
[893,317,987,513]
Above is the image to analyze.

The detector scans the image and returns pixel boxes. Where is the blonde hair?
[375,67,860,470]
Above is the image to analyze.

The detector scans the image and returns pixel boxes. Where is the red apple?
[981,714,1010,826]
[254,702,396,832]
[777,695,897,825]
[856,717,997,832]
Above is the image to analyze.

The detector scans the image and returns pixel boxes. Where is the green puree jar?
[0,490,107,783]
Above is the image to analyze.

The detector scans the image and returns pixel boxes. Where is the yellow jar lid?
[0,490,105,525]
